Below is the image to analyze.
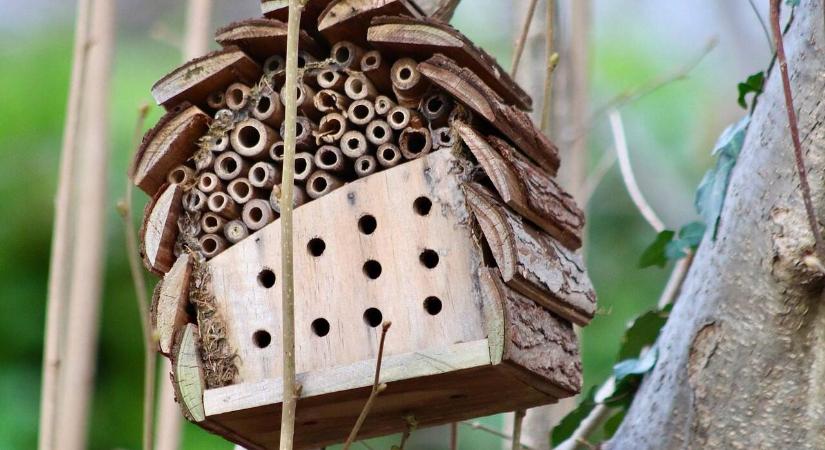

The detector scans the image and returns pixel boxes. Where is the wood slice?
[140,183,183,275]
[151,254,193,356]
[368,16,532,110]
[316,0,422,44]
[260,0,334,31]
[215,18,324,62]
[131,104,210,196]
[151,47,262,110]
[171,323,208,422]
[456,122,583,250]
[417,54,560,175]
[464,183,595,325]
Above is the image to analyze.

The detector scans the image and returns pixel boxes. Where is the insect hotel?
[133,1,596,448]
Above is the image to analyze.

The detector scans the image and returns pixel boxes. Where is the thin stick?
[182,0,213,60]
[279,1,306,449]
[770,0,825,260]
[747,0,774,53]
[39,1,91,448]
[608,110,665,233]
[510,0,540,77]
[343,322,392,450]
[459,421,533,449]
[540,0,557,132]
[117,104,153,450]
[449,422,458,450]
[581,148,618,207]
[511,409,526,450]
[154,359,183,450]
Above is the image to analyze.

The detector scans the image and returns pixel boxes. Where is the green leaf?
[638,230,675,268]
[736,71,764,109]
[678,221,706,247]
[550,386,598,446]
[786,0,800,5]
[695,116,750,239]
[603,409,627,439]
[617,305,672,360]
[613,347,658,383]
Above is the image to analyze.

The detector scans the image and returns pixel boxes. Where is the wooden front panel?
[208,150,486,383]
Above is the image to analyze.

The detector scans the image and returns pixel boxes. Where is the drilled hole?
[363,308,383,328]
[358,215,377,235]
[424,296,443,315]
[420,249,439,269]
[252,330,271,348]
[414,196,432,216]
[258,269,276,288]
[308,238,326,256]
[311,318,330,337]
[363,260,382,279]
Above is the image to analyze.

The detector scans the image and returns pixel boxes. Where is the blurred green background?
[0,0,770,448]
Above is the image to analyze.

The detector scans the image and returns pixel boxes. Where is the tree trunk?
[609,1,825,448]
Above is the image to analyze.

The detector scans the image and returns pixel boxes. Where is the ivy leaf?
[737,71,764,109]
[695,116,750,239]
[664,221,706,261]
[786,0,800,5]
[603,409,627,439]
[638,230,675,268]
[617,305,672,360]
[550,386,597,446]
[614,347,658,383]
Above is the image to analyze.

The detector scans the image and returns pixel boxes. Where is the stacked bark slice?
[133,1,595,448]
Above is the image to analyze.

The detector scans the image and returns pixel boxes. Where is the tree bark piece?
[464,183,595,325]
[151,254,192,355]
[316,0,423,44]
[368,15,532,110]
[456,121,583,250]
[417,54,559,174]
[131,105,210,196]
[215,18,323,62]
[140,183,183,275]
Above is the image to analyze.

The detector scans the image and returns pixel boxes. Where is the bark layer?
[610,2,825,448]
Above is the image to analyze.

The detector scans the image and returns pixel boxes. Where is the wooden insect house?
[133,1,596,448]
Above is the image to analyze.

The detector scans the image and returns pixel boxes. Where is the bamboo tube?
[264,54,286,74]
[354,155,378,178]
[387,106,412,130]
[253,87,285,128]
[249,161,280,189]
[316,112,348,144]
[360,50,392,94]
[293,152,314,182]
[340,130,369,158]
[193,150,214,172]
[224,219,249,244]
[231,118,279,160]
[344,73,378,101]
[377,143,402,168]
[214,151,249,180]
[366,120,392,146]
[330,41,364,69]
[421,92,452,128]
[399,126,433,160]
[211,133,229,152]
[206,90,226,110]
[183,188,207,213]
[279,116,314,150]
[199,233,227,258]
[306,170,344,199]
[201,211,227,234]
[270,141,286,162]
[314,145,347,173]
[208,191,240,218]
[228,178,258,205]
[433,126,455,149]
[317,69,345,90]
[314,89,351,114]
[347,100,375,126]
[242,198,276,231]
[167,165,195,186]
[225,82,252,110]
[297,50,316,69]
[374,95,396,116]
[197,172,223,194]
[391,58,430,108]
[280,83,319,120]
[270,184,308,213]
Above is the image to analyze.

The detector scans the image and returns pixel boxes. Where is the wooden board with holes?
[215,18,324,62]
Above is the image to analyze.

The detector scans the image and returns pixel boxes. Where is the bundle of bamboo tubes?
[167,42,460,260]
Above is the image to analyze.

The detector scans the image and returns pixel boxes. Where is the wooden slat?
[151,47,261,110]
[418,54,560,174]
[316,0,422,44]
[140,183,182,275]
[368,16,532,110]
[456,122,583,250]
[131,104,210,196]
[260,0,334,31]
[151,254,192,355]
[215,18,324,61]
[464,183,596,325]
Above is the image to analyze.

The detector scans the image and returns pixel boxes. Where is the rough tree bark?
[609,1,825,448]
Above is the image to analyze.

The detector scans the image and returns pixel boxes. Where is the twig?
[458,421,534,450]
[343,322,392,449]
[449,422,458,450]
[182,0,212,59]
[117,104,153,450]
[279,1,306,448]
[581,148,618,207]
[358,441,376,450]
[154,359,183,450]
[39,1,91,448]
[540,0,557,133]
[397,416,417,450]
[658,251,693,309]
[511,409,526,450]
[770,0,825,260]
[608,110,665,233]
[747,0,774,52]
[510,0,540,77]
